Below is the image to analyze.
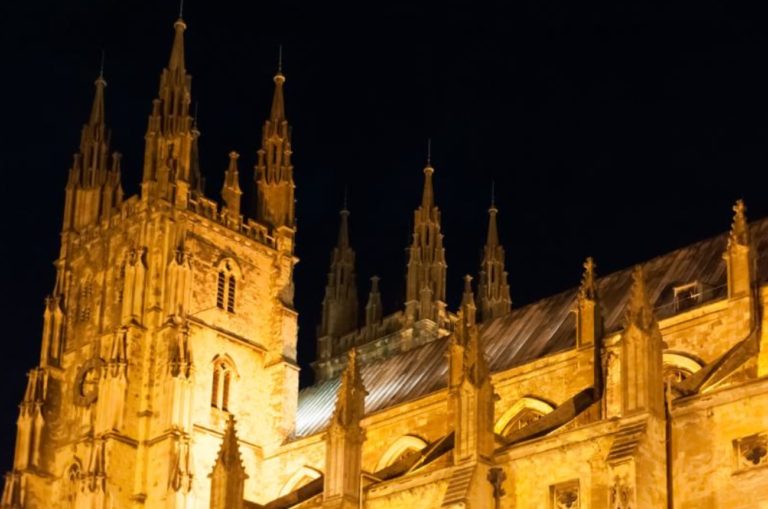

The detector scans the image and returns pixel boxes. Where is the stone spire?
[209,415,247,509]
[324,349,366,508]
[404,158,447,326]
[725,199,754,298]
[477,199,512,322]
[221,151,242,218]
[254,65,295,230]
[141,17,195,207]
[62,73,122,231]
[364,276,382,338]
[621,266,664,417]
[317,207,359,359]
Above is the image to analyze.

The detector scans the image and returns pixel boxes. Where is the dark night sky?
[2,0,768,474]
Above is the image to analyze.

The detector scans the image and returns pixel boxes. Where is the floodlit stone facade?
[4,15,768,509]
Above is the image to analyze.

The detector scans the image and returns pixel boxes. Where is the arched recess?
[210,354,239,412]
[375,435,429,472]
[494,396,556,437]
[663,351,704,384]
[279,466,322,497]
[62,459,82,508]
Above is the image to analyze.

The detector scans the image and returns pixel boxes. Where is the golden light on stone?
[3,14,768,509]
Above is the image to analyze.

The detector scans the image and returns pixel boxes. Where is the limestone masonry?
[4,16,768,509]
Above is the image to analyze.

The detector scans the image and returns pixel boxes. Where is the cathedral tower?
[3,17,299,509]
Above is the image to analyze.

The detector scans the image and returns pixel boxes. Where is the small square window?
[734,433,768,471]
[551,480,580,509]
[673,282,701,312]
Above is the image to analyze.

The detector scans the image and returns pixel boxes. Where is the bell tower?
[3,17,299,509]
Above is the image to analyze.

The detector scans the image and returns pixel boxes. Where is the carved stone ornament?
[73,357,104,406]
[552,481,579,509]
[609,475,633,509]
[735,433,768,469]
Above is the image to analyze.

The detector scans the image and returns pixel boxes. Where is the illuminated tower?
[2,18,298,509]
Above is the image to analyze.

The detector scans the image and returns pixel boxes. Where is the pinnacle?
[168,18,187,72]
[579,257,597,301]
[729,199,749,247]
[485,203,499,248]
[625,265,655,331]
[88,72,107,128]
[337,207,350,248]
[421,164,435,210]
[214,414,245,471]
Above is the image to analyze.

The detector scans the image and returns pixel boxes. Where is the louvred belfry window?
[215,260,238,313]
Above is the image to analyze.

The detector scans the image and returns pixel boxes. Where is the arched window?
[663,352,703,384]
[215,260,239,313]
[63,462,80,508]
[279,466,322,497]
[375,435,428,471]
[211,356,237,412]
[495,396,556,438]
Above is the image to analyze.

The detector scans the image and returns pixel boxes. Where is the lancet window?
[211,357,235,412]
[216,260,238,313]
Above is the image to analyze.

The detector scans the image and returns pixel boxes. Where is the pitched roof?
[295,218,768,438]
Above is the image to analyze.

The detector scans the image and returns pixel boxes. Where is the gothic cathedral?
[4,15,768,509]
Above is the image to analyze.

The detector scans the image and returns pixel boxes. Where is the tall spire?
[477,194,511,322]
[317,205,359,351]
[404,155,447,326]
[254,63,295,230]
[63,72,120,231]
[141,17,195,206]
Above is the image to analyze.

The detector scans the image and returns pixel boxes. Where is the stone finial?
[729,199,749,247]
[625,265,655,332]
[578,257,597,301]
[331,349,367,429]
[460,275,477,329]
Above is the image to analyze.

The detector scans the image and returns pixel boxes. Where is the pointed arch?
[62,459,82,508]
[495,396,556,437]
[279,466,322,497]
[375,435,428,472]
[663,351,704,383]
[211,354,239,412]
[214,257,242,313]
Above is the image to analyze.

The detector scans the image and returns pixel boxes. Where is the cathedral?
[4,14,768,509]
